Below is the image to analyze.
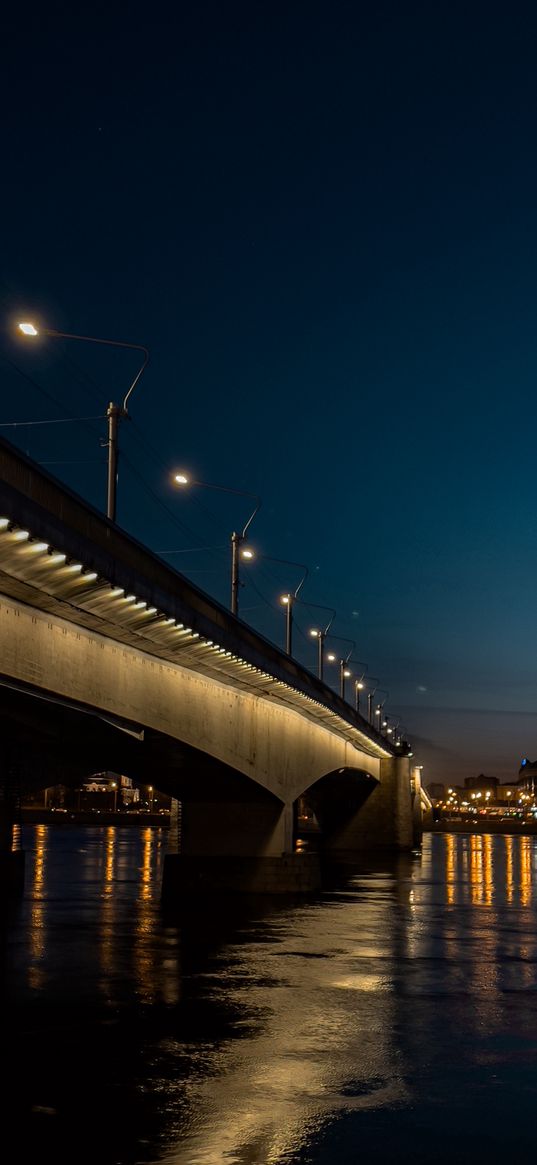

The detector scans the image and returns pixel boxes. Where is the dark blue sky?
[2,1,537,781]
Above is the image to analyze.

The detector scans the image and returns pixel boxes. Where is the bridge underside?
[1,679,280,804]
[2,676,417,894]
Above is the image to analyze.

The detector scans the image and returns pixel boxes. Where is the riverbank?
[428,819,537,835]
[20,808,170,828]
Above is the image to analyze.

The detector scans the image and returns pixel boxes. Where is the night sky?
[2,2,537,784]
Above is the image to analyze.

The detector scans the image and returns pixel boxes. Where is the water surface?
[5,827,537,1163]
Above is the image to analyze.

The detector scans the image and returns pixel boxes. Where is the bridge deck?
[0,437,395,760]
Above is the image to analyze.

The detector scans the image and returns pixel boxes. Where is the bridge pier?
[411,764,424,847]
[320,756,414,854]
[162,797,321,896]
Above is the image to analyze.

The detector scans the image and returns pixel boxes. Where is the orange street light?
[173,472,261,616]
[17,321,149,522]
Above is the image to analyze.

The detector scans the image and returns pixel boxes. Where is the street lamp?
[362,677,380,724]
[343,658,369,712]
[324,635,356,700]
[395,726,407,747]
[173,472,261,617]
[111,781,118,813]
[17,321,149,522]
[308,605,337,681]
[386,716,401,740]
[271,559,308,655]
[374,689,389,734]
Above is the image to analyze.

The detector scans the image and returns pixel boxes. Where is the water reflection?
[7,829,537,1165]
[441,831,535,909]
[28,823,47,987]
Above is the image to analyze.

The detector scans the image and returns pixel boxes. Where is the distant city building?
[464,774,499,793]
[519,759,537,796]
[82,772,139,805]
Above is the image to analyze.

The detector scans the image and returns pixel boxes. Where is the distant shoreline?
[20,808,170,828]
[427,820,537,836]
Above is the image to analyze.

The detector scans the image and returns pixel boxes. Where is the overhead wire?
[0,415,106,427]
[0,352,105,444]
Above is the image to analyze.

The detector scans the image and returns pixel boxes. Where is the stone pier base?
[162,851,321,898]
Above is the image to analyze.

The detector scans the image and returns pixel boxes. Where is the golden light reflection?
[139,827,153,904]
[163,889,407,1164]
[443,833,537,911]
[333,973,391,992]
[29,824,48,986]
[505,835,514,904]
[132,828,178,1004]
[483,833,493,907]
[445,832,456,905]
[520,835,532,907]
[469,834,484,905]
[104,826,116,895]
[99,827,118,981]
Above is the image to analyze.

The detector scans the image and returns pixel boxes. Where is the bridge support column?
[0,763,24,897]
[162,796,320,897]
[411,765,424,847]
[321,756,414,854]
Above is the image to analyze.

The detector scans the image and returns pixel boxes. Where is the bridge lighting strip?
[0,517,395,757]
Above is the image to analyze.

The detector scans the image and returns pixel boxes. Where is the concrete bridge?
[0,436,422,894]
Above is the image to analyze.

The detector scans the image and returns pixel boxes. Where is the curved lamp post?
[364,677,380,724]
[374,689,389,734]
[173,472,261,617]
[325,635,356,700]
[274,559,308,655]
[233,550,308,653]
[307,605,337,681]
[394,724,406,747]
[17,321,149,522]
[385,716,402,744]
[346,660,368,712]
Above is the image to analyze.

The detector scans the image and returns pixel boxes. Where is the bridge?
[0,436,423,894]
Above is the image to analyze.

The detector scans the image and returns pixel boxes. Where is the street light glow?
[281,594,290,604]
[174,473,189,485]
[241,548,254,560]
[16,320,149,521]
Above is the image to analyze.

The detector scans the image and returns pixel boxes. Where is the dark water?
[5,826,537,1164]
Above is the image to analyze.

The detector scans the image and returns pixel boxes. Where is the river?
[4,826,537,1164]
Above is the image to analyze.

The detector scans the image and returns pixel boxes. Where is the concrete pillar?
[179,798,292,858]
[411,765,424,848]
[384,755,413,849]
[167,798,182,855]
[162,797,320,897]
[321,755,413,853]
